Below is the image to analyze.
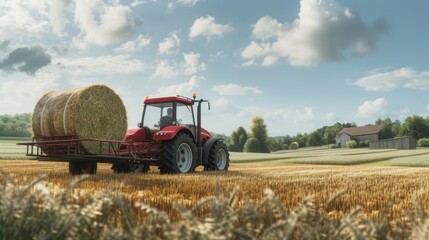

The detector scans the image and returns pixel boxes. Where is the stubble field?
[3,139,429,238]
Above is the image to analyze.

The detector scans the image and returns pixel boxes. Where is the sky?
[0,0,429,136]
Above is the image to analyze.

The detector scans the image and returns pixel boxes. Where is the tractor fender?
[153,126,194,141]
[202,138,224,165]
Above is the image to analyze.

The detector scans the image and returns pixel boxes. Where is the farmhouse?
[336,125,383,148]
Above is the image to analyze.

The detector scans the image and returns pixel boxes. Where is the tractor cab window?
[143,102,174,130]
[176,103,194,126]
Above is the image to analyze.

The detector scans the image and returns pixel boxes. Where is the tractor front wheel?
[158,133,197,174]
[204,141,230,171]
[69,161,97,175]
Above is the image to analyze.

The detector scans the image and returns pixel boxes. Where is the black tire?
[112,163,150,174]
[129,163,150,173]
[158,133,197,174]
[69,161,97,175]
[204,141,230,171]
[111,163,129,173]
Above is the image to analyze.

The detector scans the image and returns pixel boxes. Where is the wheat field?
[2,158,429,221]
[3,143,429,238]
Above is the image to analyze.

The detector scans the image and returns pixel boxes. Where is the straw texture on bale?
[32,85,127,154]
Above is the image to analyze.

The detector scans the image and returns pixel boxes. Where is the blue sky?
[0,0,428,136]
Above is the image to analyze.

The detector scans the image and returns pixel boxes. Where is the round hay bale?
[32,85,127,154]
[290,142,299,150]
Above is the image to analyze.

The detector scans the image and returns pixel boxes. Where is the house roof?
[337,125,383,137]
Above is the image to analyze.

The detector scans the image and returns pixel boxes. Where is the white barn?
[336,125,383,148]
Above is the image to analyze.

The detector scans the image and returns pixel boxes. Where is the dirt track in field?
[2,159,429,220]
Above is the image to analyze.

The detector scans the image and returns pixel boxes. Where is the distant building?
[336,125,383,148]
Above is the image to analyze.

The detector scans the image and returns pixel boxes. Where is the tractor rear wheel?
[204,141,230,171]
[69,161,97,175]
[158,133,197,174]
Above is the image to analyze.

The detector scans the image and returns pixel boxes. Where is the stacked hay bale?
[32,85,127,154]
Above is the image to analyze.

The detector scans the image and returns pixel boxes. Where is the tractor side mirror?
[137,123,142,128]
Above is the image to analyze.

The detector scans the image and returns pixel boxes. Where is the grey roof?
[337,125,383,137]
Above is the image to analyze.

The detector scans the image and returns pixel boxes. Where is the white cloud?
[213,97,229,110]
[53,55,145,76]
[183,52,206,75]
[0,1,51,40]
[241,41,271,62]
[252,16,288,40]
[357,98,387,118]
[155,76,202,97]
[355,68,429,91]
[212,83,262,96]
[189,16,234,40]
[427,104,429,111]
[0,54,145,114]
[322,112,336,122]
[168,0,198,11]
[243,106,315,123]
[241,0,386,66]
[114,34,151,53]
[0,76,59,114]
[152,52,205,79]
[74,0,138,47]
[152,60,176,79]
[158,33,180,55]
[131,0,158,7]
[49,0,71,36]
[297,107,316,122]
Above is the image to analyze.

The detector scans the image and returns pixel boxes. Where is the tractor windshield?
[143,102,174,130]
[142,102,194,130]
[176,103,194,126]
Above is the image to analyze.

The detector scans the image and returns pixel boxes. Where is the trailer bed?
[17,135,158,164]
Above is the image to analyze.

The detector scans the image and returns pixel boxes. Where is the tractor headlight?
[156,132,168,136]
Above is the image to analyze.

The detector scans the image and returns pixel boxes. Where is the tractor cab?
[141,96,196,132]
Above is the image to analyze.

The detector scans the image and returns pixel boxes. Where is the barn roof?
[337,125,383,137]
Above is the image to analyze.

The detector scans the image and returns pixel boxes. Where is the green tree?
[399,115,429,139]
[0,113,32,137]
[228,126,248,152]
[243,138,260,152]
[306,131,322,146]
[392,120,401,137]
[376,118,393,139]
[249,116,270,153]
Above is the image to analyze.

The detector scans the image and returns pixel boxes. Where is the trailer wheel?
[158,133,196,174]
[204,141,230,171]
[129,164,150,173]
[69,161,97,175]
[112,163,150,173]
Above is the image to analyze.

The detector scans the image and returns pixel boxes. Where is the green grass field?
[2,136,429,166]
[230,147,429,167]
[0,137,31,160]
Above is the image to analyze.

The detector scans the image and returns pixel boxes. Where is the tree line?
[0,113,32,137]
[227,115,429,153]
[3,113,429,151]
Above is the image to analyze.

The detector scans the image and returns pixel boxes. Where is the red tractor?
[19,94,230,175]
[111,94,230,174]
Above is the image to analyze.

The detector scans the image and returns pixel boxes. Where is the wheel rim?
[129,164,145,173]
[176,143,193,172]
[216,148,227,170]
